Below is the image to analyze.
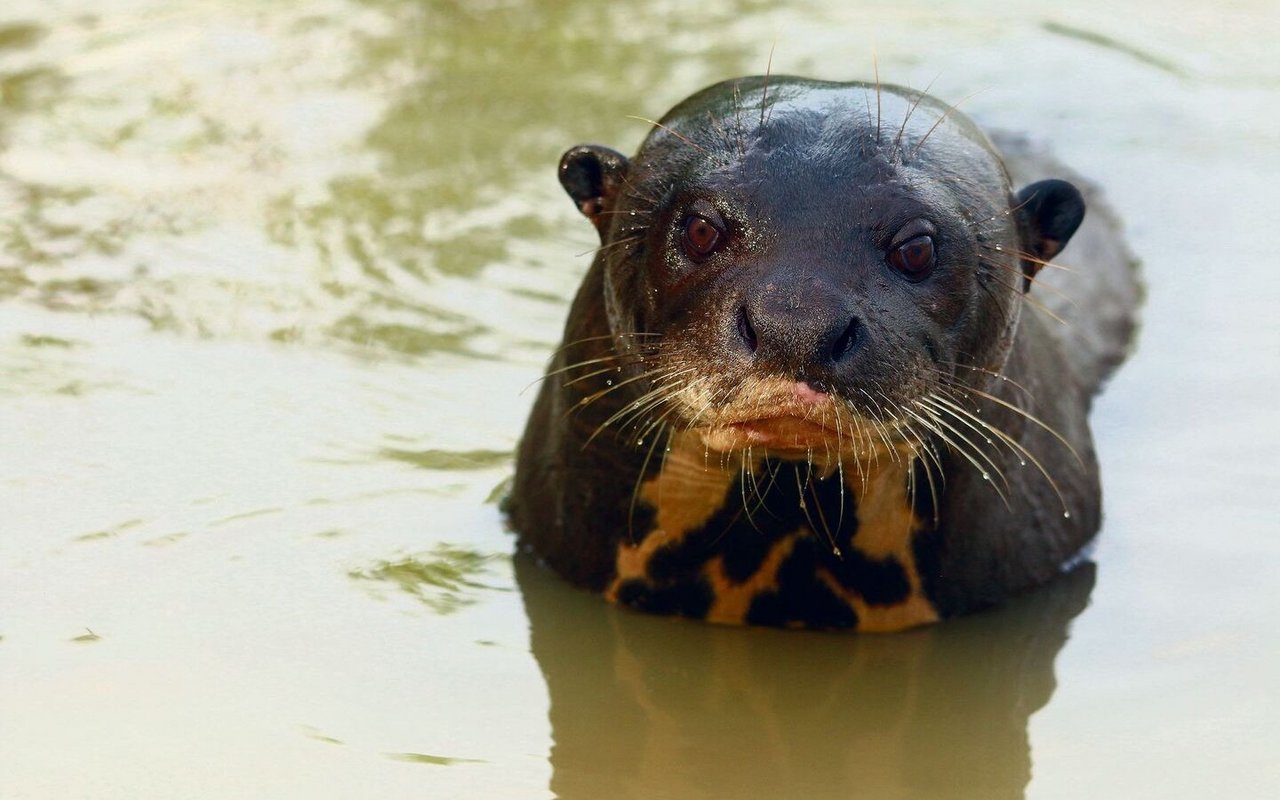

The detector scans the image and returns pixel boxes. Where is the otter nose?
[736,294,864,370]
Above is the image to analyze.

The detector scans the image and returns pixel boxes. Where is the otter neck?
[604,429,941,631]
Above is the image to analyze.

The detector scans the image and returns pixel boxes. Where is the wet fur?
[510,77,1139,630]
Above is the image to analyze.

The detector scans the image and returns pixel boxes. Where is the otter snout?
[734,278,865,381]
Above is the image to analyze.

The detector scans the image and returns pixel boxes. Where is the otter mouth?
[685,378,848,454]
[698,415,839,454]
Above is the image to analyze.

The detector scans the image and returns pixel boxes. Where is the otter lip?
[703,415,837,452]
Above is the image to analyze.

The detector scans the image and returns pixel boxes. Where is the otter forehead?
[634,77,1010,217]
[655,77,996,155]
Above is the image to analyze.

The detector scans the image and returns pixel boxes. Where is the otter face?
[559,78,1084,463]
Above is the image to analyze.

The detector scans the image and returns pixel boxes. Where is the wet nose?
[736,290,864,370]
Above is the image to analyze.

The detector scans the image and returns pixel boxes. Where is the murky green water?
[1,1,1277,798]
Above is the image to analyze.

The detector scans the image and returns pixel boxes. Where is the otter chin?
[509,75,1139,631]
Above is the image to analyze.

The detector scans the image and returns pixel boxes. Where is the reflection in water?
[350,543,508,615]
[0,1,757,361]
[1041,21,1186,77]
[265,0,758,357]
[378,446,510,471]
[385,752,487,766]
[517,554,1095,800]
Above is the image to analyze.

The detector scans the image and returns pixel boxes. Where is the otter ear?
[1015,179,1086,282]
[559,145,630,238]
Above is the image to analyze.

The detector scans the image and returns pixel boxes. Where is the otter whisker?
[875,386,926,455]
[618,176,665,213]
[854,407,876,489]
[858,388,906,465]
[632,398,684,446]
[862,90,874,147]
[577,235,643,259]
[575,365,680,413]
[576,367,696,445]
[919,394,1015,474]
[732,80,746,157]
[625,115,710,155]
[923,394,1073,518]
[835,456,848,536]
[540,341,660,377]
[840,405,871,499]
[559,364,635,389]
[556,365,669,420]
[808,470,843,558]
[743,446,764,508]
[523,355,634,394]
[762,456,785,508]
[904,404,1010,508]
[934,380,1084,468]
[930,361,1035,403]
[682,376,720,431]
[552,331,663,355]
[737,448,767,534]
[867,413,900,467]
[913,449,942,529]
[656,425,675,508]
[632,388,699,452]
[906,452,918,522]
[892,75,938,160]
[980,270,1070,326]
[740,452,783,523]
[593,209,655,218]
[911,400,1011,495]
[910,88,985,161]
[873,52,882,146]
[792,465,835,557]
[978,253,1081,307]
[628,425,666,544]
[828,402,849,533]
[904,420,944,529]
[606,373,698,442]
[760,42,776,127]
[856,403,881,472]
[961,191,1037,235]
[1003,248,1078,273]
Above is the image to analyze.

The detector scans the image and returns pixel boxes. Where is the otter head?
[558,78,1084,463]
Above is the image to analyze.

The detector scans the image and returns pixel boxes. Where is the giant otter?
[510,76,1139,631]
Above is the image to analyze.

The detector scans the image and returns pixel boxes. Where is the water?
[1,1,1277,798]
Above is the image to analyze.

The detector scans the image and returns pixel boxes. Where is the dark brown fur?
[510,77,1139,631]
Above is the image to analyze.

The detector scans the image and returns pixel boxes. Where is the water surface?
[1,1,1277,798]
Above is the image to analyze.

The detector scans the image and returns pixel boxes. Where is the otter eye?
[681,215,724,260]
[888,235,935,278]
